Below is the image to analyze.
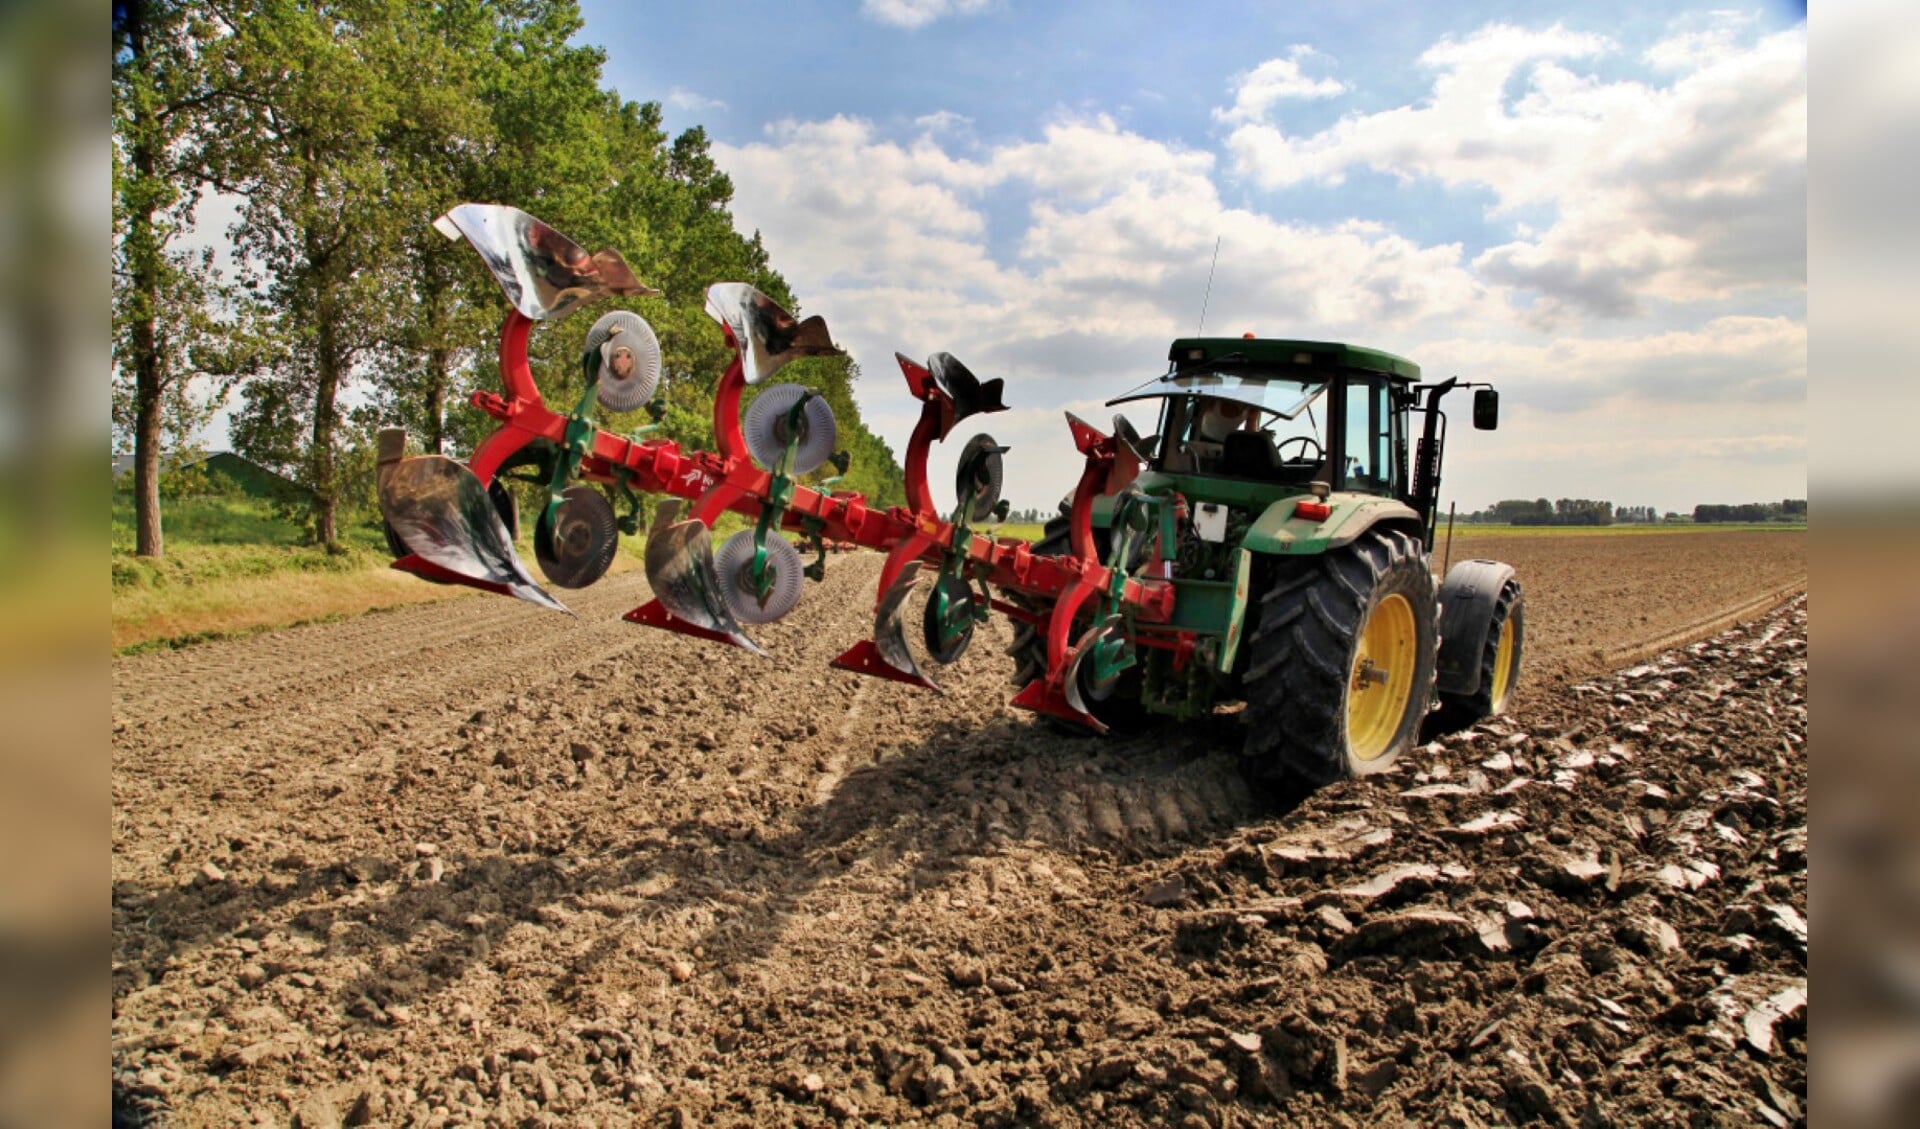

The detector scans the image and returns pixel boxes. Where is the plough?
[382,205,1526,776]
[379,204,1174,731]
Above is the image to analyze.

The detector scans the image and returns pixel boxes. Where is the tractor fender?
[1435,559,1517,696]
[1242,496,1421,556]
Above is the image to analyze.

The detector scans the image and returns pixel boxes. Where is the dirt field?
[112,529,1805,1127]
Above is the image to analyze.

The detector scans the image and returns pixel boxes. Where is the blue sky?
[590,2,1807,511]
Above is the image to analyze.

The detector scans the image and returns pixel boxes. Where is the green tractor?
[1004,336,1524,785]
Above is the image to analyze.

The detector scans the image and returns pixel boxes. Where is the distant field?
[995,522,1047,542]
[1448,522,1805,536]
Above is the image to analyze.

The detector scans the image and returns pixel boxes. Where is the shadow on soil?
[112,711,1321,1053]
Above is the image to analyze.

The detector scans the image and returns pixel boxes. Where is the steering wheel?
[1274,435,1324,464]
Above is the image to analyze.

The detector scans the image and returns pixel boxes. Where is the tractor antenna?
[1196,236,1221,334]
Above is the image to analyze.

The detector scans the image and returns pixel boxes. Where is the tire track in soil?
[1596,577,1806,669]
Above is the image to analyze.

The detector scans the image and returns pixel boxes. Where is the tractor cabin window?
[1341,376,1397,496]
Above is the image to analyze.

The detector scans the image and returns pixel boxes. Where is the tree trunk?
[312,288,341,546]
[425,343,447,454]
[133,335,165,558]
[126,0,166,559]
[312,314,339,549]
[420,261,448,454]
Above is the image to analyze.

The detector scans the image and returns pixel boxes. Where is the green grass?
[112,494,394,592]
[111,492,302,548]
[112,493,467,651]
[110,489,737,652]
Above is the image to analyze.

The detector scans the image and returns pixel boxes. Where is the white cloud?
[1643,10,1758,71]
[1419,315,1806,414]
[1225,19,1806,318]
[1214,46,1348,125]
[666,87,727,113]
[860,0,991,31]
[989,115,1216,203]
[913,110,972,134]
[712,19,1804,512]
[717,116,1000,291]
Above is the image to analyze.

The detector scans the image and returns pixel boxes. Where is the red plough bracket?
[1007,413,1125,731]
[378,203,1198,735]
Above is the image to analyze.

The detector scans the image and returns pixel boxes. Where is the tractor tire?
[1431,577,1524,733]
[1001,507,1149,732]
[1242,527,1437,786]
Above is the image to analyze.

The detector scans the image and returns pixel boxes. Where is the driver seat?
[1222,431,1282,479]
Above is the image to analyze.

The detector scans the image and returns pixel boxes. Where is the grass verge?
[111,493,724,653]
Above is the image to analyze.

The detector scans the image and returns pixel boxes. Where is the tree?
[203,0,459,545]
[174,0,907,540]
[112,0,223,558]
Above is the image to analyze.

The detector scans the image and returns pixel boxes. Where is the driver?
[1187,396,1251,470]
[1196,397,1250,443]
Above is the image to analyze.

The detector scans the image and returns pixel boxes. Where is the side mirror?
[1472,388,1499,431]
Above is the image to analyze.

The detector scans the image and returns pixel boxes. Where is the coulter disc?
[954,433,1006,524]
[715,529,805,624]
[588,311,662,412]
[744,383,837,475]
[534,485,619,589]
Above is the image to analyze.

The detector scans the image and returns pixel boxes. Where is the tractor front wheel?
[1432,578,1524,733]
[1242,528,1437,785]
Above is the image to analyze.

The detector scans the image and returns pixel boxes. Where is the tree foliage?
[115,0,904,550]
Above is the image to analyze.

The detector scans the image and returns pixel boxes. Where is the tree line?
[1460,498,1621,526]
[112,0,904,558]
[1692,500,1807,524]
[1455,498,1808,525]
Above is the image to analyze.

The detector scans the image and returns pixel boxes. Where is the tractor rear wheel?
[1242,528,1436,785]
[1432,578,1524,732]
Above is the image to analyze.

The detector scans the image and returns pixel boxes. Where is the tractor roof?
[1167,337,1422,382]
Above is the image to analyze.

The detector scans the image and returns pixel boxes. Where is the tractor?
[378,204,1524,785]
[1002,337,1525,783]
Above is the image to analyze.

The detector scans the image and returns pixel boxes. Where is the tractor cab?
[1109,336,1498,548]
[1110,336,1421,500]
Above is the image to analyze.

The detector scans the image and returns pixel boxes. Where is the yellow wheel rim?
[1490,613,1515,711]
[1346,593,1418,762]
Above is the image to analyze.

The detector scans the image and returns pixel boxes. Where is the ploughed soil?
[112,530,1806,1127]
